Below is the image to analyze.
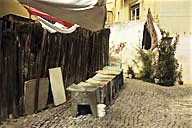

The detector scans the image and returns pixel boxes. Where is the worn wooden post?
[9,22,17,117]
[0,20,3,119]
[0,20,9,119]
[34,29,47,113]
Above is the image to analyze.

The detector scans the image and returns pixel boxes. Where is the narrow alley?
[3,79,192,128]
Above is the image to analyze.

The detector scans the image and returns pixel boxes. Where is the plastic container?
[97,104,106,117]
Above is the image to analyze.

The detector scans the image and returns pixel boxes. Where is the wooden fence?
[0,19,110,119]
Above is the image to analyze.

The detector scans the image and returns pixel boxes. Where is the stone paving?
[1,79,192,128]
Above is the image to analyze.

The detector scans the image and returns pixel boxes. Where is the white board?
[49,67,66,106]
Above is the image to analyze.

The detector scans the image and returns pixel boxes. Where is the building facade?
[106,0,192,36]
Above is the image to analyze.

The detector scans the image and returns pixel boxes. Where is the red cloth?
[23,5,74,28]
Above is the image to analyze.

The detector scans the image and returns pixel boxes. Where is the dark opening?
[78,105,92,115]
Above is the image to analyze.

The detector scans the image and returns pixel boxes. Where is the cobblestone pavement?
[2,79,192,128]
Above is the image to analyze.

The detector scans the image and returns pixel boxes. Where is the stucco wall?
[106,0,192,36]
[155,0,192,36]
[176,36,192,84]
[108,21,147,72]
[108,21,192,83]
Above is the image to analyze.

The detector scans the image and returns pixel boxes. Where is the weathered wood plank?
[34,29,47,112]
[0,20,3,119]
[1,28,11,118]
[24,78,49,115]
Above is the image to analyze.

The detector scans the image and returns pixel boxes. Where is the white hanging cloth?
[18,0,106,32]
[37,16,79,33]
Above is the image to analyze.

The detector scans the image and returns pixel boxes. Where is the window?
[107,11,113,23]
[130,4,140,20]
[115,12,120,22]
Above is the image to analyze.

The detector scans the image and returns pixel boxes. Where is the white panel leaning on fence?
[49,67,66,106]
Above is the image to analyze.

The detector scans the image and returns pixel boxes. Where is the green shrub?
[154,36,179,85]
[134,45,154,81]
[127,66,135,78]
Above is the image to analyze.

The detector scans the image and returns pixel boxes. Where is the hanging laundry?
[147,8,159,50]
[23,5,74,28]
[142,22,151,50]
[37,16,78,33]
[142,8,162,50]
[18,0,106,32]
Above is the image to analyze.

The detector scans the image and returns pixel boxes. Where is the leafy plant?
[134,45,154,81]
[127,65,135,78]
[178,64,183,84]
[160,28,170,37]
[154,36,179,85]
[133,29,179,86]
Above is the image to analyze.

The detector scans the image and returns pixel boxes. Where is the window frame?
[130,3,140,21]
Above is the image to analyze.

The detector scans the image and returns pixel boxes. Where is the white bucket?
[97,104,106,117]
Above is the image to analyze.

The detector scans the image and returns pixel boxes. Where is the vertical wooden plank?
[60,34,67,80]
[24,26,31,80]
[15,24,29,116]
[34,29,47,112]
[88,32,96,77]
[0,21,16,118]
[42,33,50,77]
[7,22,16,116]
[73,33,81,83]
[13,33,19,118]
[82,30,90,80]
[27,25,34,79]
[2,20,15,118]
[15,33,21,117]
[84,30,91,79]
[40,27,47,77]
[3,53,8,118]
[1,28,8,118]
[48,33,57,68]
[64,38,73,86]
[79,31,84,82]
[16,34,24,116]
[11,22,18,117]
[0,20,3,119]
[68,38,75,85]
[55,34,62,67]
